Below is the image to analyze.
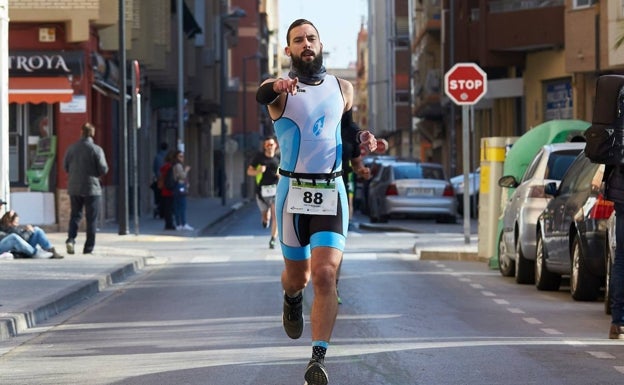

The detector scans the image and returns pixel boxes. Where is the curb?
[418,250,486,262]
[199,200,250,234]
[0,257,145,341]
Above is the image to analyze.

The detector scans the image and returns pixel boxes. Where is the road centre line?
[541,328,563,335]
[523,317,542,325]
[587,351,616,359]
[493,299,509,305]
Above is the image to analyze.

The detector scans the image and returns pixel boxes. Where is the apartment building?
[6,0,277,229]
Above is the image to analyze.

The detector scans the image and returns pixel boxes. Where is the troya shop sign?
[9,51,83,77]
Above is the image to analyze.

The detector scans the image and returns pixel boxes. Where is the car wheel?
[379,214,389,223]
[498,233,515,277]
[605,234,613,315]
[515,239,535,284]
[570,234,600,301]
[436,215,457,224]
[535,233,561,291]
[368,199,380,223]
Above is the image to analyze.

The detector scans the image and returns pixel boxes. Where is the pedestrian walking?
[256,18,376,384]
[247,135,280,248]
[172,150,193,231]
[152,142,169,219]
[159,150,177,230]
[63,122,109,255]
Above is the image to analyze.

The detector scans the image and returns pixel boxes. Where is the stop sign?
[444,63,487,105]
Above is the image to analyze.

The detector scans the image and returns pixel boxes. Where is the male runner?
[256,18,376,385]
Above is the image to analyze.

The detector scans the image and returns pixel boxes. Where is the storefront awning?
[9,77,74,104]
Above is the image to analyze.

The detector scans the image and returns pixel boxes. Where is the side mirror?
[544,182,558,196]
[498,175,519,188]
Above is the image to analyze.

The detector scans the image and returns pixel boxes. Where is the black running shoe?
[269,237,276,249]
[282,293,304,339]
[304,358,328,385]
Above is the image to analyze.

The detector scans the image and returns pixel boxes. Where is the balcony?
[453,0,565,67]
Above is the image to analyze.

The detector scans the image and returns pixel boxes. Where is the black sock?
[312,345,327,361]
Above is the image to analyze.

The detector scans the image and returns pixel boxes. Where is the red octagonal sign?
[444,62,487,105]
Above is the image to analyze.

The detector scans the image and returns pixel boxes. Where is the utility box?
[478,136,518,262]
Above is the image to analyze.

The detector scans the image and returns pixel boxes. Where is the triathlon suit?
[273,75,348,261]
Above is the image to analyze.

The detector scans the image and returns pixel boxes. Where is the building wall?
[524,50,567,128]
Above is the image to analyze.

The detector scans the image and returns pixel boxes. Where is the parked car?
[535,153,612,301]
[497,142,585,283]
[450,168,480,218]
[366,161,457,223]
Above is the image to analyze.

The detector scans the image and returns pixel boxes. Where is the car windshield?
[546,151,581,181]
[393,164,444,180]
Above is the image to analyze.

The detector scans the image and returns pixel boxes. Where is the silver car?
[497,142,585,284]
[367,161,457,223]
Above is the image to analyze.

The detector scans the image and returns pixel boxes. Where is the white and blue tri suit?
[273,75,348,260]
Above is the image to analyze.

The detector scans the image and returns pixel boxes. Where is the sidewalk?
[0,197,246,341]
[0,197,481,342]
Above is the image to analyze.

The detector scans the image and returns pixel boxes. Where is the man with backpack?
[586,74,624,339]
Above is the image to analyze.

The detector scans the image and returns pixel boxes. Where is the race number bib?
[287,179,338,215]
[260,184,277,198]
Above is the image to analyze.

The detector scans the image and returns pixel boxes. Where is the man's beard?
[291,51,324,78]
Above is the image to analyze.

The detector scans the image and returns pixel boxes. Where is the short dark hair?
[159,142,168,151]
[81,122,95,138]
[286,19,319,45]
[263,135,277,142]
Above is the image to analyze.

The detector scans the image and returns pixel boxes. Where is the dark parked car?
[535,153,612,301]
[450,168,480,218]
[366,161,457,223]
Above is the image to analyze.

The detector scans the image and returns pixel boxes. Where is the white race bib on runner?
[287,179,338,215]
[260,184,277,198]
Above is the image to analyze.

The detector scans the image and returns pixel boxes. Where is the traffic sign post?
[444,63,487,245]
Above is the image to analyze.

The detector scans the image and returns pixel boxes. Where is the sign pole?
[462,105,471,244]
[444,62,487,245]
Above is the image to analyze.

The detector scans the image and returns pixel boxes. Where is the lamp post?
[219,6,246,206]
[242,53,261,199]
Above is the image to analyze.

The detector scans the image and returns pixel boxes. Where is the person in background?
[152,142,169,219]
[0,232,54,259]
[160,150,177,231]
[172,150,194,231]
[0,210,63,259]
[63,122,109,255]
[256,18,377,384]
[247,135,280,248]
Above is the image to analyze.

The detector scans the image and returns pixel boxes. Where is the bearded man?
[256,18,376,385]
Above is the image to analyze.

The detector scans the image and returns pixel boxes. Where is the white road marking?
[493,299,510,305]
[481,291,496,297]
[508,308,525,314]
[587,351,615,359]
[541,328,563,335]
[614,366,624,374]
[470,283,484,289]
[190,256,231,263]
[523,317,542,325]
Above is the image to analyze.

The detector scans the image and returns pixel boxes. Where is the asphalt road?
[0,206,621,385]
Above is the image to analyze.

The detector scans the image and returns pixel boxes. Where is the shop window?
[8,103,54,190]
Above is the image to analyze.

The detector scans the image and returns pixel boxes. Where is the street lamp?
[219,6,246,205]
[242,53,261,199]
